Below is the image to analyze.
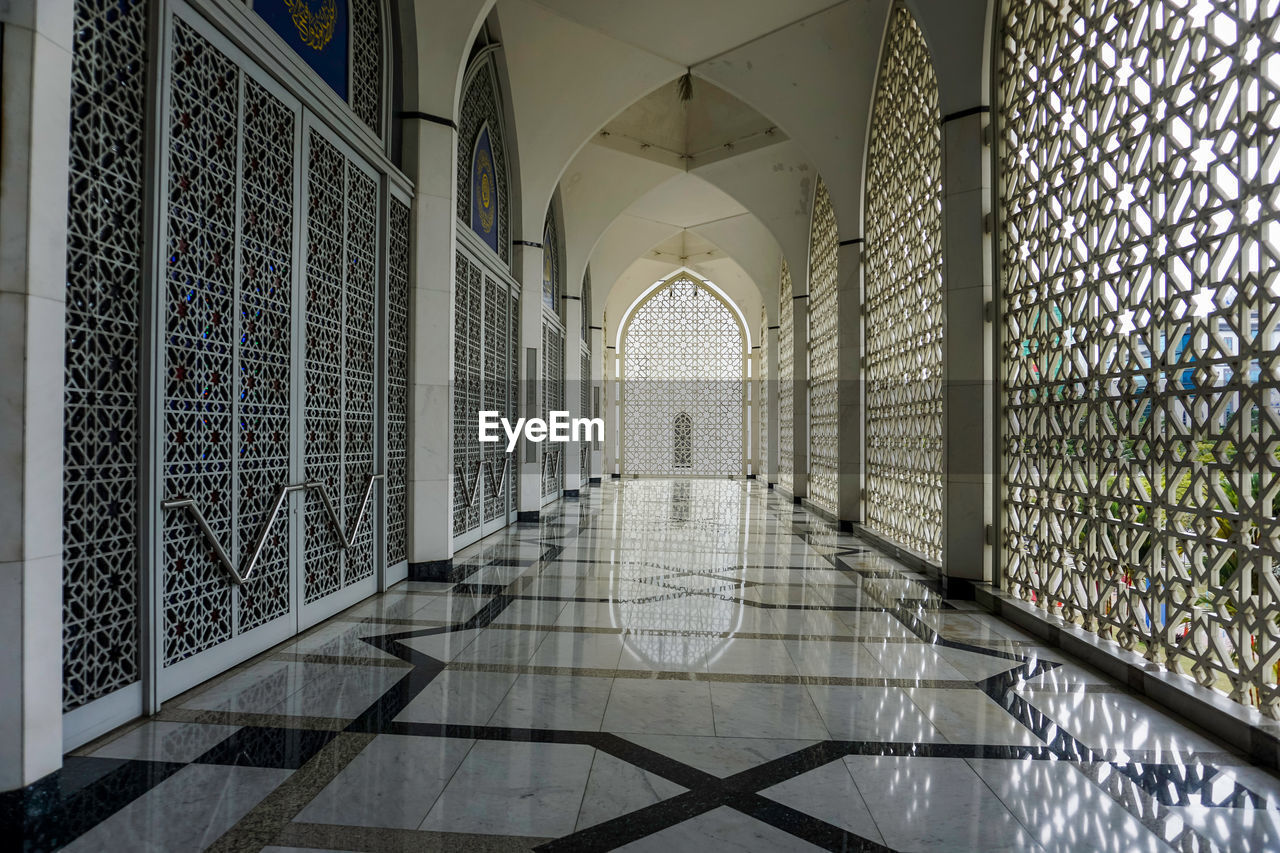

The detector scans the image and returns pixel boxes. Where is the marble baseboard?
[974,583,1280,771]
[409,560,466,583]
[517,511,541,523]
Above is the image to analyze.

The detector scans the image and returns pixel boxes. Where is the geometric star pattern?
[999,0,1280,716]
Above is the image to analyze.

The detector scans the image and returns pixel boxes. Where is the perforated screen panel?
[622,277,744,477]
[999,0,1280,715]
[807,179,839,515]
[62,0,149,708]
[778,261,795,491]
[864,6,944,563]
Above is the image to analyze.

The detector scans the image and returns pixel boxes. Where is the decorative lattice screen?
[543,317,565,496]
[1000,0,1280,715]
[778,261,795,490]
[808,179,839,514]
[622,276,744,476]
[350,0,384,137]
[62,0,149,708]
[864,5,944,563]
[760,307,770,480]
[386,199,410,564]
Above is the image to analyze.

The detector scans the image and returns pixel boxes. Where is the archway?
[619,272,746,476]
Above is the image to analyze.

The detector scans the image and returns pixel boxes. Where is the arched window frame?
[456,48,512,266]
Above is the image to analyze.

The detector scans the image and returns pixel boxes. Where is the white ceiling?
[530,0,845,67]
[598,77,786,170]
[623,173,748,230]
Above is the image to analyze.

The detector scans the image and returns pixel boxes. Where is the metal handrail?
[454,459,509,509]
[162,473,384,585]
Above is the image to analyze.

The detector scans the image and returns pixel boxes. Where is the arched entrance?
[619,273,747,476]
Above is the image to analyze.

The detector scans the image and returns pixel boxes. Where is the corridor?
[43,481,1280,852]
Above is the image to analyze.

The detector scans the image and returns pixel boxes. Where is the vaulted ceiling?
[401,0,989,332]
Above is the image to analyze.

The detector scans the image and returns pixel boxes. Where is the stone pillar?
[604,347,619,476]
[0,2,74,791]
[940,109,993,590]
[837,241,864,524]
[790,294,809,500]
[515,244,545,517]
[404,117,457,571]
[765,325,779,485]
[563,296,584,494]
[589,327,604,482]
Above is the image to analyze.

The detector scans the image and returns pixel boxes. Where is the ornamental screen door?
[61,0,409,744]
[452,47,519,548]
[155,12,407,701]
[621,275,745,476]
[452,240,520,547]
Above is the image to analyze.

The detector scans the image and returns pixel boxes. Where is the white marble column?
[515,244,545,516]
[403,118,457,571]
[604,348,619,476]
[589,327,605,482]
[837,241,864,524]
[941,110,993,589]
[0,1,74,791]
[563,296,584,494]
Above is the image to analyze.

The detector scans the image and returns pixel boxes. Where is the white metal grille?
[543,318,565,497]
[807,179,840,514]
[999,0,1280,714]
[864,5,944,563]
[386,199,410,564]
[349,0,383,137]
[162,23,241,662]
[235,76,297,631]
[778,260,795,490]
[760,307,769,480]
[303,132,348,603]
[622,276,744,476]
[452,249,517,540]
[62,0,149,707]
[453,252,483,537]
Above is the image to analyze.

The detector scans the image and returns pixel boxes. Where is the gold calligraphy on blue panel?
[471,126,500,253]
[256,0,349,100]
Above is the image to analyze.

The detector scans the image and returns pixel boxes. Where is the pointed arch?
[863,3,944,564]
[458,40,512,264]
[621,272,746,476]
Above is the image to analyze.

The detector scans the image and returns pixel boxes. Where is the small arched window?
[673,412,693,468]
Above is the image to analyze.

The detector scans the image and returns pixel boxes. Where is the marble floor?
[36,480,1280,851]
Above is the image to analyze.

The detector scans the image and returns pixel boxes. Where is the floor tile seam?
[202,730,377,853]
[953,753,1052,851]
[414,733,489,834]
[829,752,892,848]
[567,736,607,834]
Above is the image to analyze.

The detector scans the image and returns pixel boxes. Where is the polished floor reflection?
[51,480,1280,851]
